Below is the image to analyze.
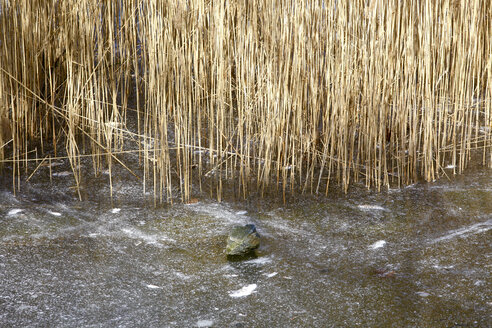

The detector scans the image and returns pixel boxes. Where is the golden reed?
[0,0,491,202]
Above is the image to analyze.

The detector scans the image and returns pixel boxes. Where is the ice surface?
[0,162,490,327]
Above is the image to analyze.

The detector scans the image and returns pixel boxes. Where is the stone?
[225,224,260,256]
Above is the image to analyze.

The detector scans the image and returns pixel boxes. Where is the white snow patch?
[236,210,247,215]
[7,209,23,216]
[369,240,387,249]
[265,272,278,278]
[111,208,121,214]
[416,291,430,297]
[146,284,161,289]
[196,320,214,327]
[445,164,456,169]
[358,204,386,211]
[48,211,62,216]
[229,284,257,298]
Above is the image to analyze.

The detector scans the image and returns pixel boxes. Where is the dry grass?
[0,0,491,202]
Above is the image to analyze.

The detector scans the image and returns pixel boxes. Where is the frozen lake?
[0,163,491,327]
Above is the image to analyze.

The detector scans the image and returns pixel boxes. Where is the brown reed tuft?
[0,0,491,201]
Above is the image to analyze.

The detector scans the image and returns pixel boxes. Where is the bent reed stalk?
[0,0,491,202]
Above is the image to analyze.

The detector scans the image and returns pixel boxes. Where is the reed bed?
[0,0,491,202]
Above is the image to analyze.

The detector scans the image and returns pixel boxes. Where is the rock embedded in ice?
[369,240,387,249]
[225,224,260,256]
[229,284,257,298]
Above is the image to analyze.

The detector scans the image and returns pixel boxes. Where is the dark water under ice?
[0,160,491,327]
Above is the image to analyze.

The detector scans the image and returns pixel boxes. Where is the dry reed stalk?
[0,0,490,202]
